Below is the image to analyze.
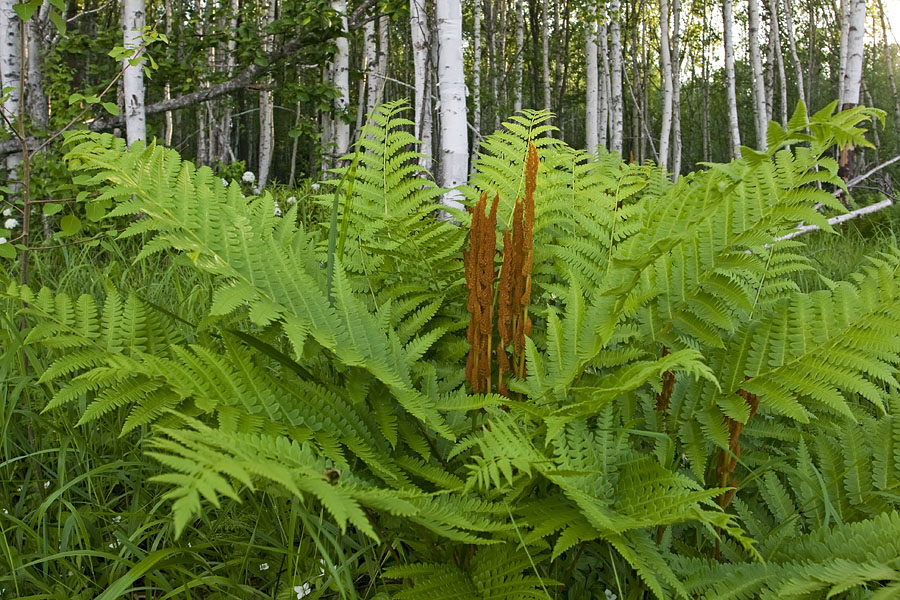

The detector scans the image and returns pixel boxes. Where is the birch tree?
[585,20,599,153]
[723,0,741,157]
[473,0,482,159]
[331,0,350,158]
[838,0,866,178]
[671,0,682,175]
[256,0,277,190]
[122,0,146,146]
[658,0,674,168]
[748,0,768,150]
[25,1,48,129]
[0,0,21,178]
[782,0,805,107]
[542,0,552,123]
[513,0,524,113]
[436,0,466,211]
[598,19,610,149]
[410,0,432,169]
[609,0,623,155]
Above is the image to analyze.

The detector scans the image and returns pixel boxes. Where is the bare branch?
[774,197,895,242]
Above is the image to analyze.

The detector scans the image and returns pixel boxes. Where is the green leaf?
[0,243,15,259]
[102,102,119,116]
[42,202,63,216]
[48,8,66,34]
[12,1,39,21]
[59,215,81,236]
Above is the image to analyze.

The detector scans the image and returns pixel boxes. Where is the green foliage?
[4,101,900,598]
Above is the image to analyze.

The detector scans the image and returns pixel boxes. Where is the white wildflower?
[259,562,270,571]
[2,207,10,216]
[112,515,122,524]
[43,481,50,489]
[286,196,296,204]
[311,182,320,191]
[187,542,192,547]
[15,486,21,492]
[108,541,118,549]
[294,583,312,599]
[273,203,282,217]
[605,590,617,600]
[241,171,256,183]
[319,559,326,576]
[3,218,17,229]
[0,238,6,245]
[221,178,229,187]
[67,570,72,577]
[2,508,7,514]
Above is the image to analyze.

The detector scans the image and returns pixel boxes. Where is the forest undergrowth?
[1,101,900,599]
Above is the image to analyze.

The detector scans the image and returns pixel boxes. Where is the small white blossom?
[311,182,320,191]
[112,515,122,524]
[2,207,11,216]
[222,178,229,187]
[0,238,6,245]
[242,171,256,183]
[15,486,21,492]
[273,203,282,217]
[605,590,617,600]
[43,481,50,489]
[319,559,326,576]
[286,196,296,204]
[67,570,72,577]
[294,583,312,599]
[187,542,192,547]
[259,562,270,571]
[3,218,17,229]
[108,541,119,549]
[2,508,7,514]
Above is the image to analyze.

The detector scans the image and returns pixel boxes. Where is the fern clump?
[6,100,900,599]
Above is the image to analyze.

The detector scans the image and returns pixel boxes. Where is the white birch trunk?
[598,20,610,149]
[671,0,682,176]
[658,0,674,169]
[585,21,599,153]
[723,0,741,157]
[164,0,173,145]
[770,0,788,125]
[782,0,805,107]
[436,0,467,211]
[877,0,900,136]
[370,14,388,113]
[363,18,377,117]
[473,0,482,161]
[256,0,277,190]
[838,0,850,107]
[514,0,524,113]
[411,0,432,169]
[122,0,146,146]
[218,0,239,161]
[748,0,768,150]
[840,0,865,107]
[609,0,623,155]
[331,0,350,158]
[25,1,48,129]
[0,0,20,181]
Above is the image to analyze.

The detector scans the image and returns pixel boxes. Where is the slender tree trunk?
[771,0,788,125]
[765,9,775,122]
[218,0,239,162]
[748,0,768,150]
[24,2,48,129]
[371,14,388,112]
[513,0,525,113]
[782,0,805,107]
[806,0,816,105]
[838,0,850,107]
[257,0,277,190]
[877,0,900,137]
[331,0,350,158]
[671,0,682,176]
[0,0,21,191]
[723,0,741,157]
[164,0,173,145]
[122,0,146,145]
[585,20,598,152]
[498,0,507,124]
[838,0,866,179]
[362,17,377,121]
[473,0,481,156]
[436,0,467,211]
[411,0,432,169]
[514,0,524,112]
[701,0,710,161]
[598,19,610,149]
[658,0,673,169]
[609,0,623,155]
[195,0,208,166]
[541,0,551,124]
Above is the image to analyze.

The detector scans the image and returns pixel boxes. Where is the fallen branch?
[774,196,895,242]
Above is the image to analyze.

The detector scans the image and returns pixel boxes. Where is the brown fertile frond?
[464,192,499,394]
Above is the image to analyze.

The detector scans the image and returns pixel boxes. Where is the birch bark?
[723,0,741,157]
[585,20,599,153]
[436,0,467,211]
[671,0,682,176]
[782,0,805,107]
[838,0,866,179]
[877,0,900,137]
[658,0,674,168]
[598,19,610,149]
[473,0,482,159]
[256,0,277,190]
[748,0,768,150]
[331,0,350,158]
[122,0,146,146]
[25,1,48,129]
[541,0,551,124]
[0,0,21,177]
[411,0,432,169]
[514,0,524,113]
[609,0,623,155]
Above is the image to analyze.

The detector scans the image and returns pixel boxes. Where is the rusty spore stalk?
[465,191,500,394]
[465,142,538,397]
